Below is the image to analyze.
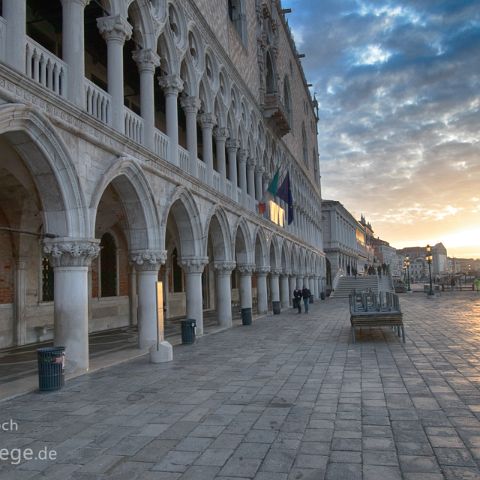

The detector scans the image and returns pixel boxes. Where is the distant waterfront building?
[397,243,448,280]
[0,0,324,372]
[321,201,373,287]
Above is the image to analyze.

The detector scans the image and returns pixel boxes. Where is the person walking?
[302,285,311,313]
[293,288,302,313]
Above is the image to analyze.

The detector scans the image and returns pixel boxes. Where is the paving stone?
[398,455,442,473]
[325,462,362,480]
[194,448,233,466]
[433,447,476,467]
[219,455,263,477]
[363,465,402,480]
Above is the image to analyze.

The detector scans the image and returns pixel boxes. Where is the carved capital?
[97,15,132,44]
[238,149,248,164]
[270,269,281,276]
[214,261,236,274]
[179,257,209,274]
[255,166,265,174]
[60,0,90,8]
[180,95,201,114]
[256,266,270,275]
[199,112,217,129]
[158,74,183,95]
[43,238,100,267]
[213,127,229,141]
[237,264,255,275]
[132,48,160,73]
[129,250,166,271]
[226,139,239,152]
[247,157,256,168]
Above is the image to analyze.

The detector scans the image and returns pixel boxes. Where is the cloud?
[288,0,480,256]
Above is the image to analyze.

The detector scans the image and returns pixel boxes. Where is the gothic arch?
[0,103,88,237]
[253,227,268,268]
[203,205,233,261]
[89,157,161,251]
[233,217,252,265]
[162,187,203,258]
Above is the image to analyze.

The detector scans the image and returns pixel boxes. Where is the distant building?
[397,243,448,280]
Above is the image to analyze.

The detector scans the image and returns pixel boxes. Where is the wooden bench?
[349,291,405,343]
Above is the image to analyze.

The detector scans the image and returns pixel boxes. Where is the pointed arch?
[0,103,88,237]
[203,205,233,262]
[233,217,252,266]
[90,157,161,251]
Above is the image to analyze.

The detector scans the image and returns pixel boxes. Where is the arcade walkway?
[1,292,480,479]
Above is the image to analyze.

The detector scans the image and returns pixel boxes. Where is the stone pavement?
[1,292,480,480]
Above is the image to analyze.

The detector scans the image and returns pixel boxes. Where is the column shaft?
[270,273,280,314]
[136,270,159,348]
[200,113,216,186]
[214,128,228,193]
[54,266,89,373]
[247,162,255,198]
[226,141,238,201]
[61,0,88,106]
[257,272,268,314]
[14,259,27,345]
[216,272,232,328]
[185,272,204,335]
[180,96,200,175]
[3,0,26,72]
[280,274,290,308]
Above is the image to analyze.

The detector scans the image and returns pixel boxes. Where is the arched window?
[100,233,117,297]
[228,0,247,45]
[283,76,292,125]
[302,123,308,165]
[266,51,275,93]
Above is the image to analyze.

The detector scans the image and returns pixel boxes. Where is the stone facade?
[0,0,325,371]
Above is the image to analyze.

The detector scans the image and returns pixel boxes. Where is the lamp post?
[403,256,411,292]
[426,244,434,296]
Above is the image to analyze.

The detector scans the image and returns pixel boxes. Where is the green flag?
[267,169,280,196]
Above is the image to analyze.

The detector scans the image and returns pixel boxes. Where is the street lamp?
[403,256,411,292]
[426,244,434,296]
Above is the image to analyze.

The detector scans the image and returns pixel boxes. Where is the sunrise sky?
[288,0,480,258]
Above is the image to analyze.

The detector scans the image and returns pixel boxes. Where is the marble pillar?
[97,15,132,133]
[214,261,236,328]
[3,0,26,73]
[199,112,216,186]
[226,139,239,202]
[213,127,229,193]
[238,264,254,324]
[270,271,281,314]
[180,95,200,176]
[256,267,269,314]
[133,48,160,150]
[43,238,100,375]
[280,274,290,309]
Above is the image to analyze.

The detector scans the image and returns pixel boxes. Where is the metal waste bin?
[241,307,252,325]
[309,295,314,304]
[320,292,325,300]
[37,346,65,392]
[181,319,196,344]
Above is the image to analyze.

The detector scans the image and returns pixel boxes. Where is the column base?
[149,342,173,363]
[272,301,281,315]
[241,308,252,325]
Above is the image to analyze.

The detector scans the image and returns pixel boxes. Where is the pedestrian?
[347,265,350,276]
[302,285,311,313]
[293,288,302,313]
[377,265,382,277]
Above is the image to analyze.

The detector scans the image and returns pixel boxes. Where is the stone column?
[214,261,236,328]
[280,273,290,309]
[97,15,132,133]
[128,265,137,327]
[247,159,255,199]
[180,95,200,176]
[289,275,297,301]
[309,276,315,298]
[158,74,183,165]
[129,250,166,350]
[297,276,303,289]
[61,0,89,105]
[238,264,254,324]
[14,257,27,345]
[3,0,26,73]
[213,127,228,193]
[255,166,264,201]
[226,139,238,201]
[270,270,281,314]
[180,257,208,336]
[314,276,320,299]
[238,149,248,205]
[43,238,100,374]
[199,112,216,186]
[133,48,160,150]
[256,266,269,314]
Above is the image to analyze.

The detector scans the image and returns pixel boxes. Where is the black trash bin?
[181,319,196,344]
[320,292,326,300]
[309,295,314,304]
[241,307,252,325]
[37,346,65,392]
[272,301,281,315]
